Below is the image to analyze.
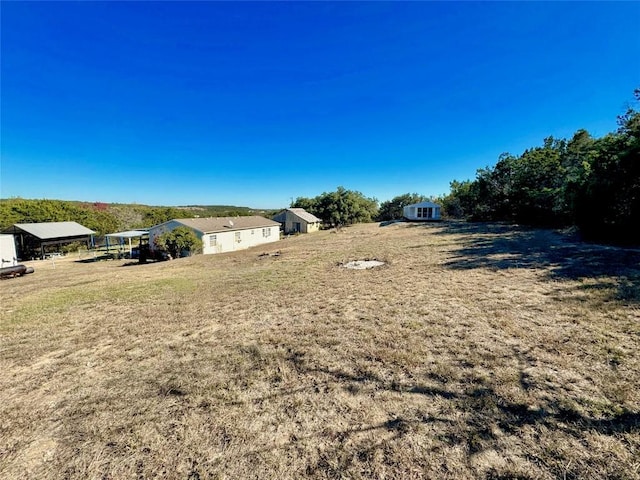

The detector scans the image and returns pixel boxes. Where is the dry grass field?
[1,221,639,479]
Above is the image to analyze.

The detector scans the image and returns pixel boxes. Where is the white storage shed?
[403,201,441,221]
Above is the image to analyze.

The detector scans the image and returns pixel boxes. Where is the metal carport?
[2,222,95,260]
[105,230,149,257]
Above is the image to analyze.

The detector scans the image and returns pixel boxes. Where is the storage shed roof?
[405,201,440,208]
[285,208,322,223]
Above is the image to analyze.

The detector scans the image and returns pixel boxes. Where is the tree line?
[440,89,639,245]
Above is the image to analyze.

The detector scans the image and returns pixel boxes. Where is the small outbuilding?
[2,222,95,260]
[403,201,441,221]
[272,208,322,234]
[149,216,280,255]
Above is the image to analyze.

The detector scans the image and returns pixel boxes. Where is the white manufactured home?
[149,216,280,255]
[403,201,441,221]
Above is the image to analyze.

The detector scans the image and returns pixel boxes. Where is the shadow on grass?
[285,350,640,440]
[427,221,640,303]
[187,345,637,478]
[75,254,117,263]
[277,350,639,478]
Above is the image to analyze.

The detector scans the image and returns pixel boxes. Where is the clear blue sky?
[1,2,638,208]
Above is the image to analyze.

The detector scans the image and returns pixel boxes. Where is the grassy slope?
[1,222,638,479]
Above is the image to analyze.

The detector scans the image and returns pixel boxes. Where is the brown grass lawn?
[1,221,639,479]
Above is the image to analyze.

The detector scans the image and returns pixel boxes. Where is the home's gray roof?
[7,222,95,239]
[173,216,280,234]
[280,208,322,224]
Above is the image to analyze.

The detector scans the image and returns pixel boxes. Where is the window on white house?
[262,228,271,238]
[417,207,432,218]
[209,235,217,247]
[235,232,241,243]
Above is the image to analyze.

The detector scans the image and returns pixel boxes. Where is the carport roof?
[6,222,95,239]
[105,230,149,238]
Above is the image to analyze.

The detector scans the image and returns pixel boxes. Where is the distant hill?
[171,204,278,217]
[0,198,281,236]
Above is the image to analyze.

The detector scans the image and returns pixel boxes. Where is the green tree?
[508,137,566,225]
[109,204,147,231]
[559,129,596,223]
[154,226,202,258]
[572,89,639,244]
[441,180,480,219]
[142,207,188,228]
[292,187,378,226]
[290,196,317,212]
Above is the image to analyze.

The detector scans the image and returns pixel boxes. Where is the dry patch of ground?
[1,221,638,479]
